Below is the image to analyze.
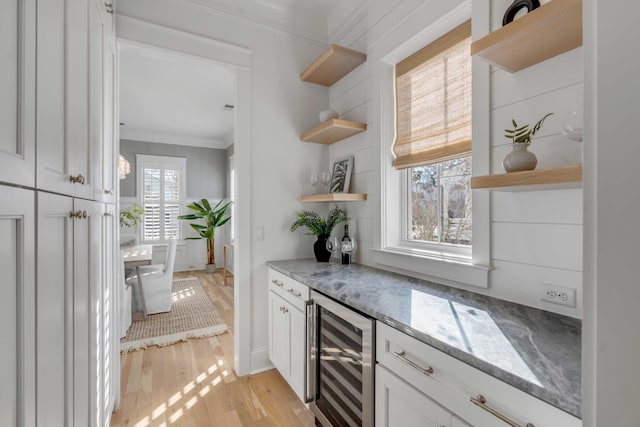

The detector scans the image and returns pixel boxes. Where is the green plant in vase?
[290,207,348,262]
[503,112,553,172]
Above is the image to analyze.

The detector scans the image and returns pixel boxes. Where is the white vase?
[503,143,537,172]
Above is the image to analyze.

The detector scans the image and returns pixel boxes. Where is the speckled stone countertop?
[266,259,582,418]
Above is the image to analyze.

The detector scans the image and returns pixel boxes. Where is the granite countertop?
[266,259,582,418]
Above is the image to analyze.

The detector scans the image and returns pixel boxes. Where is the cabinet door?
[0,186,35,427]
[0,0,36,187]
[376,365,453,427]
[100,203,117,425]
[37,192,74,427]
[269,291,290,377]
[73,198,103,427]
[37,0,94,198]
[90,0,116,203]
[289,304,305,400]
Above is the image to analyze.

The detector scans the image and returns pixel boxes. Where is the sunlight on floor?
[133,362,224,426]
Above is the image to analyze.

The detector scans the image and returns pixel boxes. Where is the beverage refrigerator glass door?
[308,290,375,427]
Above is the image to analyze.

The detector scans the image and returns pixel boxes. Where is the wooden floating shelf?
[300,193,367,203]
[470,0,582,72]
[300,44,367,87]
[301,119,367,145]
[471,165,582,191]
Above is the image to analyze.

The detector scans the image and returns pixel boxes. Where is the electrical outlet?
[540,283,576,307]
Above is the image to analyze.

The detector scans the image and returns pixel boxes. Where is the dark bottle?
[341,224,352,265]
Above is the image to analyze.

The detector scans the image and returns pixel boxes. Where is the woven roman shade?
[393,21,472,169]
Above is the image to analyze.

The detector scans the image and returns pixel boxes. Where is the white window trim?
[136,154,187,244]
[371,1,492,289]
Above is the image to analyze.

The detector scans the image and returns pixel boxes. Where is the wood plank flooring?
[110,270,315,427]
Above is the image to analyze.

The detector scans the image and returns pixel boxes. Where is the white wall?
[326,0,583,317]
[117,0,330,373]
[583,0,640,425]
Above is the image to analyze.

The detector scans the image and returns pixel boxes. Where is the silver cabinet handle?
[287,288,302,298]
[392,350,434,375]
[271,279,284,287]
[303,299,314,403]
[104,189,114,195]
[470,395,534,427]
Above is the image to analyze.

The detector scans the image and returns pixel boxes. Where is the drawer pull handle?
[69,174,85,184]
[271,279,284,287]
[392,350,433,376]
[287,288,302,298]
[470,395,534,427]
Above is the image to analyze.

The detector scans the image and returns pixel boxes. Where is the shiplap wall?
[327,0,583,318]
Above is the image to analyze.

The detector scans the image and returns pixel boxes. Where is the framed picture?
[329,156,354,193]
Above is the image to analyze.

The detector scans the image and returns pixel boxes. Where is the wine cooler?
[308,290,375,427]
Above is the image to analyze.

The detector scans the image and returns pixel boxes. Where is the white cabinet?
[376,322,581,427]
[37,192,113,427]
[267,269,310,402]
[0,187,36,427]
[36,0,98,199]
[376,365,454,427]
[0,0,36,187]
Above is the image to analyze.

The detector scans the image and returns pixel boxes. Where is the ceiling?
[119,41,236,150]
[118,1,347,149]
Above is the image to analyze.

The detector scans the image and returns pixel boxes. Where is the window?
[136,154,186,243]
[394,21,472,252]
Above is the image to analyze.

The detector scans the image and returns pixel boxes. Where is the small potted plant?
[503,112,553,172]
[178,199,231,272]
[119,205,144,229]
[290,207,348,262]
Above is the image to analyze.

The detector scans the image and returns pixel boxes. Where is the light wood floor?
[110,270,315,427]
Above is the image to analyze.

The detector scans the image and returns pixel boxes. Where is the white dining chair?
[120,252,132,338]
[128,239,177,315]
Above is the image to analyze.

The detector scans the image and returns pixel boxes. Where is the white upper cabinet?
[37,0,95,198]
[0,0,36,187]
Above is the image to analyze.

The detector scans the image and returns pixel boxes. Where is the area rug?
[121,277,229,353]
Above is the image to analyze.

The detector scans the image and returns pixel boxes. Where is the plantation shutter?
[138,155,186,242]
[143,167,161,241]
[393,20,472,169]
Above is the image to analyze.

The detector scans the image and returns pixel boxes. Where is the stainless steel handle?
[104,212,113,217]
[69,174,85,184]
[287,288,302,298]
[104,189,114,195]
[271,279,284,287]
[470,395,534,427]
[392,350,434,375]
[303,299,314,403]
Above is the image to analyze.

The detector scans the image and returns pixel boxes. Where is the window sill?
[370,247,492,288]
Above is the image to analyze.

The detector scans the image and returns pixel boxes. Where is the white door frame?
[115,16,254,382]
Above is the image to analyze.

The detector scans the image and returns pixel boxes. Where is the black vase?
[313,234,331,262]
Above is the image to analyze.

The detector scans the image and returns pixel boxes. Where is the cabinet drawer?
[377,322,581,427]
[268,268,310,309]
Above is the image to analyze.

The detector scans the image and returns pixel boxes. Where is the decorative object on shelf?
[329,155,354,193]
[290,207,348,262]
[319,109,339,123]
[310,170,319,189]
[178,199,231,272]
[503,113,553,172]
[503,0,540,26]
[119,205,144,229]
[321,170,332,192]
[119,154,131,179]
[561,109,583,142]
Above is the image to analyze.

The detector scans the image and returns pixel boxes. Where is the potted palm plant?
[178,199,231,272]
[290,207,348,262]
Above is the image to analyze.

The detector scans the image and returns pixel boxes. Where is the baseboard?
[250,346,273,375]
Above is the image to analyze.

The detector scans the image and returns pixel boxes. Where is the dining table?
[121,244,153,320]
